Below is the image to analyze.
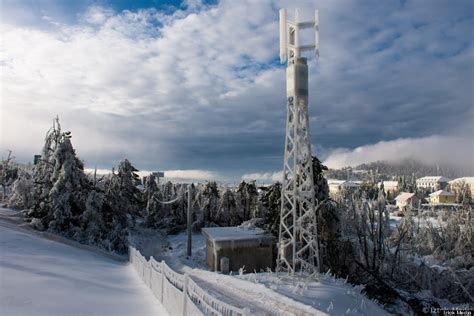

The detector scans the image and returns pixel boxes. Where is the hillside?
[0,209,168,316]
[325,158,467,180]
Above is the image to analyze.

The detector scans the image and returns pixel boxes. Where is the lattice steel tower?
[277,8,321,277]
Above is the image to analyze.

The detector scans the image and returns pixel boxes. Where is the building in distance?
[429,190,456,204]
[395,192,420,208]
[416,176,450,191]
[327,179,360,196]
[378,181,398,193]
[448,177,474,196]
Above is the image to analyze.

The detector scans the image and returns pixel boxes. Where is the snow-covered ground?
[0,222,168,316]
[0,206,391,315]
[156,231,390,315]
[390,213,443,229]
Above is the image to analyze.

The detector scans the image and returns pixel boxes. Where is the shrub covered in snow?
[7,168,34,209]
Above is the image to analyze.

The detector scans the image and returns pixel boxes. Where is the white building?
[328,180,360,195]
[378,181,398,193]
[395,192,420,208]
[429,190,456,204]
[416,176,450,190]
[448,177,474,196]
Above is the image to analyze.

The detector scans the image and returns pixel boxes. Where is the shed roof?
[201,227,273,242]
[429,190,455,197]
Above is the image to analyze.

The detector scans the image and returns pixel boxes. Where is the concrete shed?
[201,227,275,273]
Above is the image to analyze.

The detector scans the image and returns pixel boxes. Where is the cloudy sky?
[1,0,473,182]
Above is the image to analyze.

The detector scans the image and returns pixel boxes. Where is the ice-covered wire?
[153,192,182,205]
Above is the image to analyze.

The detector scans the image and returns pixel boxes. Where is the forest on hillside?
[325,159,467,181]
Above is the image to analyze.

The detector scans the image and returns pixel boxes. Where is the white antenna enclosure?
[314,10,320,57]
[279,8,287,63]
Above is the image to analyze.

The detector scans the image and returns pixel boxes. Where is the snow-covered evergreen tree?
[47,135,90,233]
[99,172,130,253]
[143,173,160,226]
[80,189,105,245]
[235,181,259,222]
[246,181,259,219]
[160,181,175,217]
[200,181,219,223]
[30,117,63,219]
[171,184,187,223]
[115,159,142,218]
[312,156,329,202]
[260,182,281,236]
[217,187,237,226]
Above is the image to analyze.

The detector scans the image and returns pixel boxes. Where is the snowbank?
[0,224,168,316]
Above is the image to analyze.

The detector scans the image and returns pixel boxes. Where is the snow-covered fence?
[129,246,248,316]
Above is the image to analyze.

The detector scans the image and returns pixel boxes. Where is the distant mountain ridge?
[325,158,468,180]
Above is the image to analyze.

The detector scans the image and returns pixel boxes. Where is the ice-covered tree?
[449,180,472,205]
[80,190,105,245]
[160,181,175,217]
[171,184,188,223]
[200,181,219,223]
[312,156,329,202]
[0,150,17,201]
[8,168,34,209]
[235,181,259,222]
[217,187,237,226]
[358,181,379,200]
[143,173,160,226]
[99,172,131,253]
[115,159,142,218]
[351,192,390,274]
[30,117,63,219]
[260,182,281,236]
[47,135,90,233]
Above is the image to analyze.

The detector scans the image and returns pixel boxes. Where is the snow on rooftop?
[395,192,416,202]
[416,176,450,182]
[201,226,273,242]
[380,181,398,186]
[327,179,346,185]
[328,180,360,187]
[449,177,474,184]
[429,190,455,197]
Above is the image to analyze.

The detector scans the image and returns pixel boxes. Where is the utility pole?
[277,8,321,278]
[187,184,192,257]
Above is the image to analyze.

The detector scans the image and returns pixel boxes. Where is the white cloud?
[242,171,282,183]
[1,0,472,180]
[164,169,221,181]
[0,1,280,167]
[83,6,115,25]
[323,135,474,171]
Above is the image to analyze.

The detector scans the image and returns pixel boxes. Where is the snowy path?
[0,223,169,316]
[190,270,324,315]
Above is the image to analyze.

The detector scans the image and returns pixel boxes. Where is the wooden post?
[160,261,164,302]
[182,273,189,316]
[187,184,192,257]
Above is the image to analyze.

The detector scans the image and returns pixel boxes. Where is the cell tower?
[277,8,321,277]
